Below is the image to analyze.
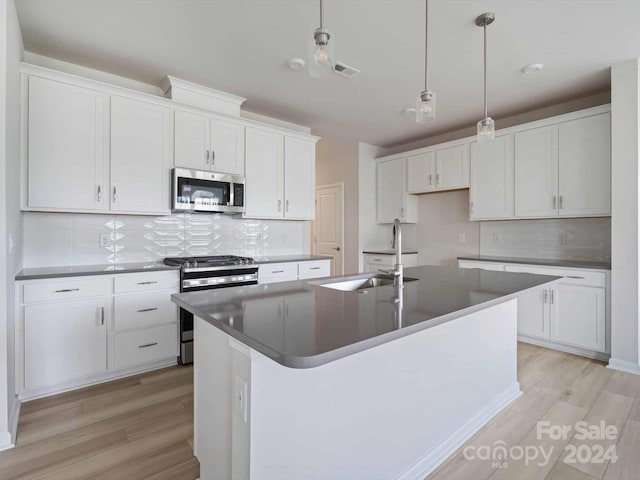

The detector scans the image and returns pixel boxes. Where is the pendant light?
[308,0,335,77]
[476,12,495,142]
[416,0,436,122]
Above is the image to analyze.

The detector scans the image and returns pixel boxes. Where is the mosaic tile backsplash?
[23,212,311,267]
[480,217,611,262]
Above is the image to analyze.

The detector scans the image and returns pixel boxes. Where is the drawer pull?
[138,342,158,349]
[373,259,382,262]
[309,267,321,270]
[272,270,284,274]
[566,275,585,280]
[137,281,158,285]
[54,288,80,293]
[137,307,158,313]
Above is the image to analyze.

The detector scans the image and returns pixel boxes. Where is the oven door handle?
[182,274,258,290]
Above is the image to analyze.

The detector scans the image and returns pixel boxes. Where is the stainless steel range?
[164,255,258,364]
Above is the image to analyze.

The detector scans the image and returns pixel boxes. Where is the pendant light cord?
[319,0,324,29]
[483,19,488,119]
[424,0,429,91]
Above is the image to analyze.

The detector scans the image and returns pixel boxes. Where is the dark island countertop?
[172,265,559,369]
[457,255,611,270]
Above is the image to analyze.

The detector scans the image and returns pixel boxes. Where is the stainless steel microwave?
[172,168,245,214]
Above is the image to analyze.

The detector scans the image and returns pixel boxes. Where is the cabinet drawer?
[113,324,178,369]
[363,254,394,267]
[23,277,111,303]
[114,291,178,331]
[258,263,298,281]
[298,260,331,279]
[504,265,605,287]
[114,271,179,294]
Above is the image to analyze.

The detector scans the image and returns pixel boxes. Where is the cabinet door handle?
[285,200,289,212]
[470,202,475,214]
[206,150,210,164]
[55,288,79,293]
[552,196,557,209]
[113,187,117,203]
[566,275,584,280]
[137,281,158,285]
[97,185,101,202]
[137,307,158,313]
[436,173,440,185]
[401,207,405,217]
[277,200,282,211]
[138,342,158,349]
[309,267,321,270]
[211,150,215,165]
[559,195,564,209]
[543,289,548,304]
[99,307,105,326]
[550,290,555,304]
[272,270,284,274]
[429,174,433,185]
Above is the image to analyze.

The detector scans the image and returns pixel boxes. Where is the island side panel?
[248,299,520,480]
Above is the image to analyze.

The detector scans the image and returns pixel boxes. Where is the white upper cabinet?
[284,136,315,219]
[406,144,469,194]
[110,96,173,214]
[174,109,244,175]
[558,113,611,217]
[376,157,417,223]
[27,76,107,211]
[436,144,469,191]
[407,152,436,193]
[244,127,284,218]
[514,125,559,217]
[469,135,514,220]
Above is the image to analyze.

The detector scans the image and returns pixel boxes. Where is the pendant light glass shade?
[416,0,435,122]
[308,0,334,78]
[416,90,436,123]
[477,116,495,143]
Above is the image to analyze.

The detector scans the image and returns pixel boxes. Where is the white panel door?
[284,136,315,219]
[27,76,107,211]
[210,118,245,175]
[376,157,404,223]
[514,125,559,217]
[24,298,107,390]
[407,151,436,193]
[244,127,284,218]
[174,110,210,171]
[558,113,611,216]
[516,288,549,339]
[315,185,343,275]
[110,96,173,214]
[436,144,469,191]
[469,135,514,220]
[550,285,605,352]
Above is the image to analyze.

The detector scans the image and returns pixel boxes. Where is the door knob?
[332,247,341,251]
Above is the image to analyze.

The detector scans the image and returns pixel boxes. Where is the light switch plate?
[234,375,248,422]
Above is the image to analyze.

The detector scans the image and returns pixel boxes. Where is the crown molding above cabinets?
[161,75,246,117]
[19,63,319,219]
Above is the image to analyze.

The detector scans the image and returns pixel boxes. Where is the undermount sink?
[316,274,418,292]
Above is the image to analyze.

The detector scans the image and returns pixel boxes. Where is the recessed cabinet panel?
[470,135,514,220]
[174,110,210,171]
[27,76,107,211]
[244,127,284,218]
[558,113,611,217]
[376,158,404,223]
[407,152,436,193]
[110,96,172,214]
[284,137,315,219]
[210,118,245,176]
[550,285,605,352]
[436,144,469,190]
[514,125,559,217]
[24,298,108,390]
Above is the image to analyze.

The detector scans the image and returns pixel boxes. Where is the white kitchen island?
[172,266,558,480]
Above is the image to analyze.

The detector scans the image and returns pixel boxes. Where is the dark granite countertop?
[172,265,559,369]
[253,254,332,264]
[363,250,418,255]
[15,262,180,281]
[457,255,611,270]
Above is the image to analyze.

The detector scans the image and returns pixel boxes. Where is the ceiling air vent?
[333,61,360,78]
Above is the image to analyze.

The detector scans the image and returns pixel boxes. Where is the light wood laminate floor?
[2,344,639,479]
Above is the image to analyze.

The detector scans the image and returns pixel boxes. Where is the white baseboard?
[608,357,640,376]
[518,335,610,362]
[395,383,522,480]
[0,396,22,452]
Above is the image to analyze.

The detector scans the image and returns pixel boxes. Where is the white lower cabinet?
[257,259,331,284]
[362,253,418,273]
[17,270,179,400]
[458,259,609,359]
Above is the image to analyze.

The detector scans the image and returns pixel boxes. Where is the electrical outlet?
[557,233,568,245]
[99,233,112,248]
[492,233,500,244]
[234,375,248,422]
[458,233,466,244]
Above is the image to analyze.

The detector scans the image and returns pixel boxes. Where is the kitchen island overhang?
[173,265,559,480]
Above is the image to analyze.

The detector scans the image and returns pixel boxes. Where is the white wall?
[316,136,360,274]
[609,59,640,373]
[0,0,23,450]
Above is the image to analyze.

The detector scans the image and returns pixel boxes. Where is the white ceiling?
[14,0,640,147]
